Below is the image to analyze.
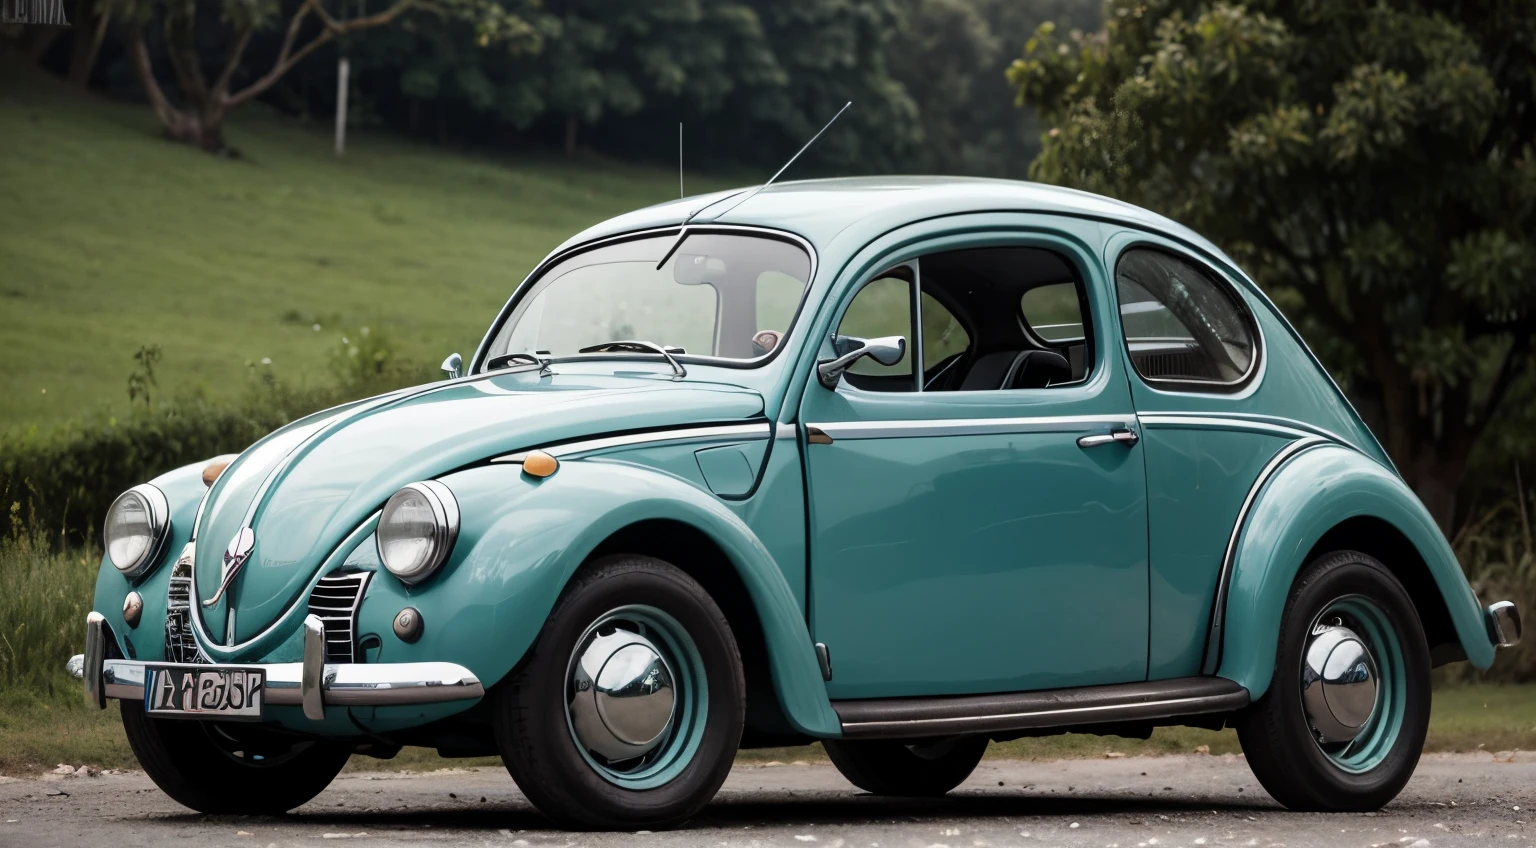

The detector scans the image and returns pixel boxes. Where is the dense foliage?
[1011,0,1536,530]
[15,0,1097,171]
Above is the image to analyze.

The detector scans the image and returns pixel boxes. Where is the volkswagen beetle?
[70,177,1521,828]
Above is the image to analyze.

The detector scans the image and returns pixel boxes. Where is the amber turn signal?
[201,457,234,487]
[522,450,559,478]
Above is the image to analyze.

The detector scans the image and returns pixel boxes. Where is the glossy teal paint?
[796,218,1150,698]
[1219,445,1495,698]
[1137,427,1288,679]
[193,372,764,643]
[92,459,207,663]
[86,177,1505,750]
[352,460,840,737]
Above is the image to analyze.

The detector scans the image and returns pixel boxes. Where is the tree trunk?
[67,0,110,86]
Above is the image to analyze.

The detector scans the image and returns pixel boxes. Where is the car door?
[799,224,1150,700]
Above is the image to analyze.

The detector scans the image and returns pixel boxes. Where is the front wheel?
[1236,550,1431,811]
[491,555,745,830]
[121,701,351,814]
[825,736,989,796]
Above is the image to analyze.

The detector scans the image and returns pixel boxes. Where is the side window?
[1020,283,1084,342]
[922,293,969,370]
[1115,248,1257,387]
[836,269,914,386]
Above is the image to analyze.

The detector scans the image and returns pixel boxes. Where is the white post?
[334,57,350,158]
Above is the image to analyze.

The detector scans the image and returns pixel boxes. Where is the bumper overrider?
[1487,600,1523,649]
[67,611,484,720]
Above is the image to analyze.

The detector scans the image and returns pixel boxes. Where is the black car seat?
[959,350,1072,390]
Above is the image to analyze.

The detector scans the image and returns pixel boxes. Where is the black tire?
[121,700,351,814]
[825,736,989,796]
[1235,550,1431,811]
[491,555,746,830]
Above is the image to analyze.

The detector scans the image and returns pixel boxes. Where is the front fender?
[358,459,841,737]
[91,458,212,661]
[1218,445,1493,697]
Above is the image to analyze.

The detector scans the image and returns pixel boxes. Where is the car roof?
[553,176,1243,279]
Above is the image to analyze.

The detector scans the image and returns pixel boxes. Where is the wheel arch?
[432,460,841,738]
[1215,444,1494,697]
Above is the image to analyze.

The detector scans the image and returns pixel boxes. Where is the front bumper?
[1487,600,1522,648]
[68,611,484,720]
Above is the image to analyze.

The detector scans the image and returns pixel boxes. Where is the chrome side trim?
[1199,437,1331,675]
[775,422,798,440]
[809,414,1138,441]
[1138,411,1352,446]
[492,423,771,463]
[834,677,1249,739]
[66,655,486,709]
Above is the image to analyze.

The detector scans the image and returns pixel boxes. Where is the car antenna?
[679,122,685,199]
[686,100,852,225]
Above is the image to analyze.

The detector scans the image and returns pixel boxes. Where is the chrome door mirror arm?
[816,335,907,389]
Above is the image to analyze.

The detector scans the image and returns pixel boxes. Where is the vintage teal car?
[71,177,1521,829]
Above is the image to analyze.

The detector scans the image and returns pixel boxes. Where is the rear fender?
[1218,445,1493,697]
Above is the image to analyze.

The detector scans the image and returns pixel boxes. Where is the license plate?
[144,664,265,720]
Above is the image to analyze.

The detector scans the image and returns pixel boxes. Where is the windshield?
[484,231,812,367]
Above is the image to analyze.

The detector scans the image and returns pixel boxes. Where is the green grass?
[0,65,731,430]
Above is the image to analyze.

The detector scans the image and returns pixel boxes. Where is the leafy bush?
[1442,471,1536,683]
[0,328,431,542]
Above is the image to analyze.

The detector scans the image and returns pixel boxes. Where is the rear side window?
[1115,248,1257,389]
[1020,283,1084,342]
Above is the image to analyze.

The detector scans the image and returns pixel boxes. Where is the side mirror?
[816,335,906,389]
[441,352,463,380]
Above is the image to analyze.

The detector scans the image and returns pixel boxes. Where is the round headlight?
[376,481,459,584]
[104,484,171,578]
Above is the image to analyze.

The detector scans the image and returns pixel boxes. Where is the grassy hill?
[0,66,729,430]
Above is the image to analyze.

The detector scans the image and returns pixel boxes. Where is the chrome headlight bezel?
[103,484,172,579]
[376,480,459,585]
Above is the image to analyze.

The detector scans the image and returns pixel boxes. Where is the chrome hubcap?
[568,623,677,764]
[1301,620,1378,743]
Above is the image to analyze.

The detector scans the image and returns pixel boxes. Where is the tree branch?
[225,0,417,109]
[211,22,253,101]
[1477,331,1533,436]
[125,17,184,131]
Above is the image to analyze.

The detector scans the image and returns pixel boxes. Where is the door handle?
[1078,428,1139,448]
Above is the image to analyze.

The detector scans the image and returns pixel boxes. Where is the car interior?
[840,246,1092,393]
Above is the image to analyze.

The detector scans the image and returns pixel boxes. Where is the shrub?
[0,327,431,542]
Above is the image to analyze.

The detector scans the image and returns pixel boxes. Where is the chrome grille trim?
[164,576,205,664]
[308,571,371,663]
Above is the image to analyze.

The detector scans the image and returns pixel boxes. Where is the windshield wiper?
[486,351,553,376]
[577,340,687,379]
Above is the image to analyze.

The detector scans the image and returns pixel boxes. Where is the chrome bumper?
[68,611,484,719]
[1488,600,1522,648]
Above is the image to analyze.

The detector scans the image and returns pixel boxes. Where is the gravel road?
[1,752,1531,847]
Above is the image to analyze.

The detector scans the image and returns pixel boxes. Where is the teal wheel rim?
[1303,594,1405,773]
[564,605,708,789]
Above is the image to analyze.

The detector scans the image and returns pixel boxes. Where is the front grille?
[308,571,371,663]
[165,576,205,664]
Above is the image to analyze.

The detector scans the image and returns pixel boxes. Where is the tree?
[116,0,540,152]
[1010,0,1536,531]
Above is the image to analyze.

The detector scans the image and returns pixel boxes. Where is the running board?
[832,677,1250,739]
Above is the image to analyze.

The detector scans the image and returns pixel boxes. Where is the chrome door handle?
[1078,428,1139,448]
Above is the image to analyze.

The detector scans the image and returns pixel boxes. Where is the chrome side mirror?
[440,352,463,380]
[816,335,906,389]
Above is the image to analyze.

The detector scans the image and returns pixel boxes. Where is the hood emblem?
[202,526,255,608]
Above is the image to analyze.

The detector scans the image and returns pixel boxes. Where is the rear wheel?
[492,555,745,830]
[121,701,350,814]
[1236,550,1431,811]
[825,736,989,796]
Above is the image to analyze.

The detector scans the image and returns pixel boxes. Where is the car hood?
[194,371,765,643]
